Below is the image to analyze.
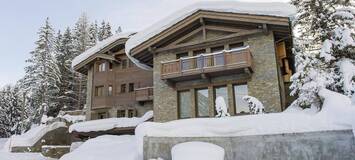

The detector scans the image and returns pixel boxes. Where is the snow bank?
[171,142,224,160]
[72,32,135,68]
[69,111,153,133]
[60,135,138,160]
[0,151,55,160]
[125,1,296,58]
[9,122,66,148]
[135,89,355,158]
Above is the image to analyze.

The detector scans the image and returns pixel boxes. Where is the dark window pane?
[178,90,191,119]
[117,110,126,118]
[211,46,224,53]
[230,42,244,50]
[196,88,209,117]
[120,84,126,93]
[129,83,134,92]
[176,52,188,59]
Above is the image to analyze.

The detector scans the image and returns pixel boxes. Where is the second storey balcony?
[161,46,254,81]
[135,87,154,102]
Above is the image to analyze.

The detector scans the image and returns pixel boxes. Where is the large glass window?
[196,88,209,117]
[214,86,229,114]
[98,62,106,72]
[178,90,192,119]
[234,84,249,114]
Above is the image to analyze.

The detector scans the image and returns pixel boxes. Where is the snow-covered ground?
[172,142,225,160]
[0,138,55,160]
[60,135,137,160]
[69,111,153,133]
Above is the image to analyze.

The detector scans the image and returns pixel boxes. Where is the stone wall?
[152,32,282,122]
[246,33,282,112]
[144,130,355,160]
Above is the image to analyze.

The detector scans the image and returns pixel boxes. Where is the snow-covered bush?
[215,96,230,117]
[171,142,225,160]
[337,59,355,96]
[242,96,264,114]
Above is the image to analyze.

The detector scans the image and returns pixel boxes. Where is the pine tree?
[0,85,25,137]
[290,0,355,108]
[88,21,98,47]
[55,27,82,111]
[98,20,113,41]
[22,18,61,121]
[115,26,122,34]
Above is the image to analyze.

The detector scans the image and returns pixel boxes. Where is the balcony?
[161,46,253,81]
[135,87,153,102]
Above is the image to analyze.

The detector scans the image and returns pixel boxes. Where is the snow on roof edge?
[125,1,296,57]
[72,32,136,69]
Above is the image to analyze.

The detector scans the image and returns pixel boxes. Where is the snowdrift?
[69,111,153,133]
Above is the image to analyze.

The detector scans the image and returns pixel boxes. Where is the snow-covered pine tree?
[290,0,339,109]
[115,26,122,34]
[319,0,355,96]
[55,27,82,111]
[22,18,61,121]
[88,21,99,47]
[0,85,25,137]
[98,20,113,41]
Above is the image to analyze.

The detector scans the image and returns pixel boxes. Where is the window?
[95,86,104,97]
[109,62,113,71]
[229,42,244,50]
[120,84,126,93]
[176,52,188,59]
[196,88,209,117]
[128,109,136,118]
[98,62,106,72]
[193,49,205,56]
[211,46,224,53]
[234,84,249,114]
[129,83,134,92]
[98,112,107,119]
[178,90,192,119]
[108,85,113,96]
[122,59,127,69]
[117,110,126,118]
[214,86,229,114]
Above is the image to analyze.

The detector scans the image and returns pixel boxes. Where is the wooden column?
[190,88,196,118]
[227,83,235,116]
[208,86,215,117]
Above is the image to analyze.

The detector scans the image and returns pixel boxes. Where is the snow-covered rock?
[69,111,153,133]
[125,1,296,64]
[8,122,67,148]
[60,135,137,160]
[171,142,225,160]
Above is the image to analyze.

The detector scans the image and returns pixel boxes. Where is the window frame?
[195,88,209,117]
[233,83,249,115]
[177,90,192,119]
[95,86,104,97]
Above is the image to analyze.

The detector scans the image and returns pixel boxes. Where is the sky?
[0,0,289,88]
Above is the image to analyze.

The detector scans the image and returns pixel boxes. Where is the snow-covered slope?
[71,32,135,68]
[69,111,153,133]
[125,1,296,57]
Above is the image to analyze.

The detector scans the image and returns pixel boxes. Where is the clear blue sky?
[0,0,288,88]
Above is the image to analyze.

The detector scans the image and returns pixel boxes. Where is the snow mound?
[72,32,135,68]
[60,135,137,160]
[59,114,86,123]
[125,1,296,57]
[69,110,153,133]
[8,122,66,148]
[171,142,225,160]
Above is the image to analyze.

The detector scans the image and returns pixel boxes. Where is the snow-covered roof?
[72,32,135,69]
[69,111,153,133]
[125,1,296,55]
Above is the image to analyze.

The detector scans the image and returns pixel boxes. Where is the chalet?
[72,32,153,120]
[73,1,296,122]
[125,2,296,122]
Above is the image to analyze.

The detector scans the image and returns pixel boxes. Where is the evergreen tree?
[115,26,122,34]
[88,21,99,46]
[290,0,355,108]
[22,18,60,121]
[0,85,25,137]
[98,20,113,41]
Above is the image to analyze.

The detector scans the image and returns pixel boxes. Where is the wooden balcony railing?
[135,87,153,102]
[161,46,253,80]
